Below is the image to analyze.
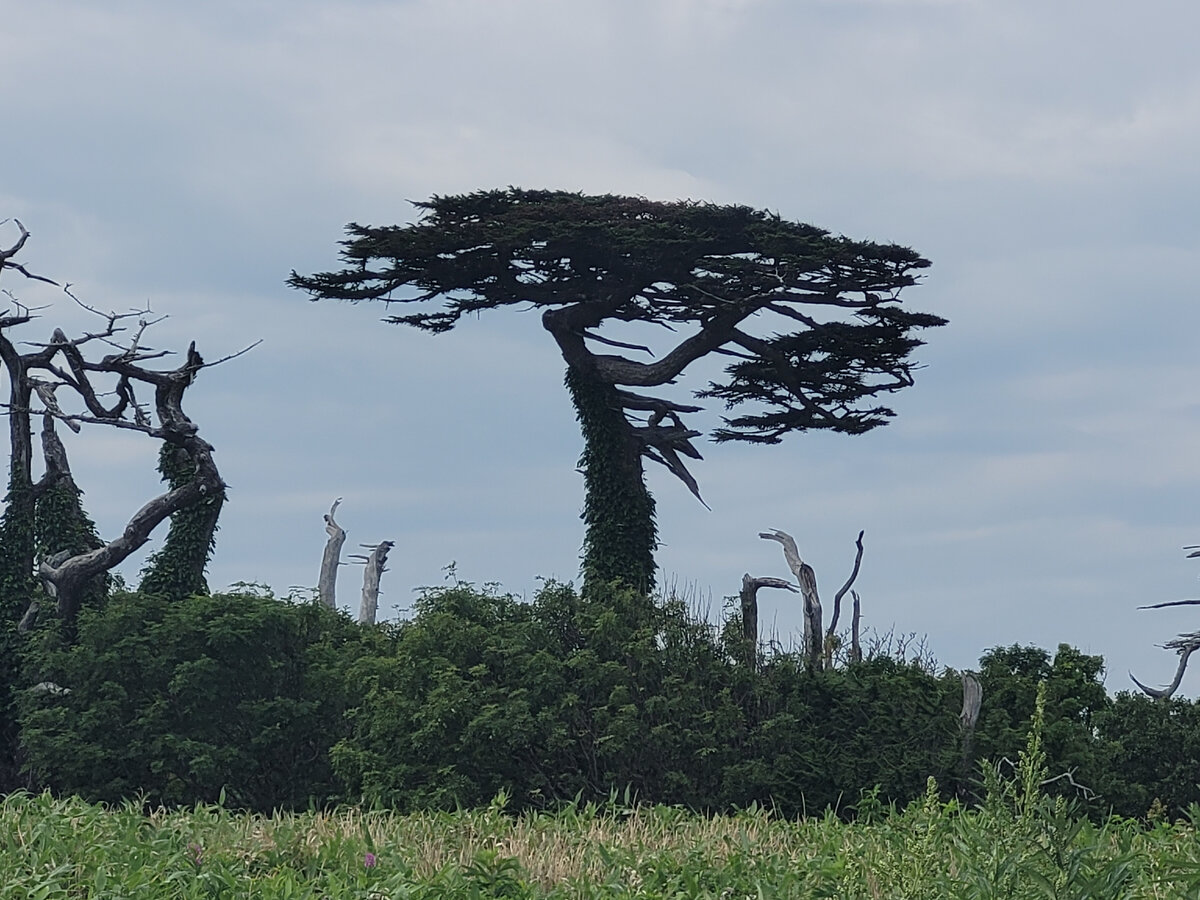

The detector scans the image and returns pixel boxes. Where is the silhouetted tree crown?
[291,189,944,590]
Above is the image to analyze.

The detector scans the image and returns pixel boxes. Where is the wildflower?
[364,852,377,869]
[188,843,203,867]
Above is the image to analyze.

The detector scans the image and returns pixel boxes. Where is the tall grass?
[4,691,1200,898]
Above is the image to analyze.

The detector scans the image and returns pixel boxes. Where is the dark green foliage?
[34,477,107,614]
[139,443,225,600]
[0,472,36,791]
[1094,692,1200,820]
[0,472,36,625]
[566,369,657,593]
[332,580,744,811]
[19,589,362,811]
[972,644,1110,810]
[331,580,972,817]
[724,656,962,816]
[18,567,1200,822]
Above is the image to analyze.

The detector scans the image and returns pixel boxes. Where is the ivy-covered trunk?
[0,365,33,791]
[139,443,225,601]
[566,366,657,595]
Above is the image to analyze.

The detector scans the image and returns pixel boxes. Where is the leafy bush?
[1094,691,1200,820]
[19,588,363,811]
[331,579,744,810]
[722,655,962,817]
[972,643,1110,809]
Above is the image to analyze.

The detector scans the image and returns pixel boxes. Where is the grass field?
[4,776,1200,900]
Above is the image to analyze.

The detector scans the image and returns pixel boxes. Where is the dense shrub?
[1094,692,1200,820]
[14,575,1198,823]
[18,589,363,811]
[972,643,1110,808]
[722,656,962,817]
[331,580,744,810]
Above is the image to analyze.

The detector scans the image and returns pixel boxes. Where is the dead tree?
[1131,630,1200,700]
[0,221,246,626]
[318,498,346,609]
[351,540,393,625]
[759,528,865,670]
[958,672,983,799]
[738,573,797,670]
[1130,546,1200,699]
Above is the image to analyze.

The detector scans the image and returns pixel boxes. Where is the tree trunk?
[0,358,35,622]
[959,672,983,800]
[565,366,657,595]
[318,498,345,609]
[850,590,862,664]
[739,573,798,670]
[760,529,823,671]
[137,442,225,601]
[356,541,393,625]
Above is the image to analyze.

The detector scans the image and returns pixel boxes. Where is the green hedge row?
[8,581,1195,820]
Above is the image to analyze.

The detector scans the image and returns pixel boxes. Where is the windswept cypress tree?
[292,189,943,594]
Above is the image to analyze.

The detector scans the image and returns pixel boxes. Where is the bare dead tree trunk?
[760,529,823,671]
[850,589,862,664]
[318,498,345,609]
[959,672,982,799]
[353,540,393,625]
[739,573,797,670]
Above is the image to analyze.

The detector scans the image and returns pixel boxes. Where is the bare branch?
[200,339,263,367]
[1131,630,1200,699]
[1139,599,1200,610]
[827,530,865,638]
[582,330,653,355]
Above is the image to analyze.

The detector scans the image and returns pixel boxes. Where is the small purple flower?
[364,852,377,869]
[188,843,203,867]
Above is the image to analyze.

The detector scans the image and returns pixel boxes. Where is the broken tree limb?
[827,530,865,638]
[318,498,345,609]
[824,530,865,666]
[1131,630,1200,700]
[739,573,798,670]
[759,528,822,670]
[351,541,394,625]
[1138,599,1200,610]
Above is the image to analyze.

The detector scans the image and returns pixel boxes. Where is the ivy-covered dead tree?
[0,222,235,626]
[291,189,943,593]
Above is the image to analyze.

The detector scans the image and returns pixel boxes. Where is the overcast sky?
[4,0,1200,693]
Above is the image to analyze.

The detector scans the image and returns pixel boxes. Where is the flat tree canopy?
[291,189,944,591]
